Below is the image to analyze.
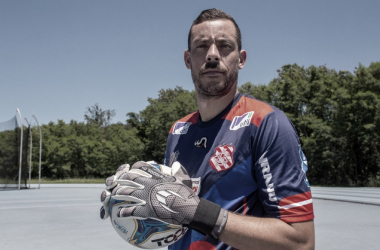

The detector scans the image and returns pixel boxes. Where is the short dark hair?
[187,8,242,51]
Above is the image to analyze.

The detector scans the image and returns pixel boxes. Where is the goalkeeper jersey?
[164,92,314,250]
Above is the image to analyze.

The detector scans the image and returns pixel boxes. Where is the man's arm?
[105,161,315,249]
[220,213,315,250]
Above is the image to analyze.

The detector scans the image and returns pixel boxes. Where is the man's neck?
[196,88,239,122]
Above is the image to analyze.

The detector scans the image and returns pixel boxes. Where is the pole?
[32,115,42,189]
[24,118,32,189]
[16,109,23,190]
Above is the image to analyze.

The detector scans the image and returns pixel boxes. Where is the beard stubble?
[192,61,239,100]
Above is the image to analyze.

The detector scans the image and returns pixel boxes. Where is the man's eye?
[221,44,231,49]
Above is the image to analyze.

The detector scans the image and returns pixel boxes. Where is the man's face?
[185,19,246,99]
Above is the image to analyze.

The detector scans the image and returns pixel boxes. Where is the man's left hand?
[109,161,228,239]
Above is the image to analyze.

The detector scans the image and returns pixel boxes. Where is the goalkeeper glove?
[107,161,228,240]
[100,163,131,220]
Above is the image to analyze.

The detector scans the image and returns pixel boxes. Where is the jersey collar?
[197,92,243,128]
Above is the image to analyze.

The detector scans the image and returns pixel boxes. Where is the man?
[103,8,315,250]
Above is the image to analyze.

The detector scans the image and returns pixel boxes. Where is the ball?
[109,198,187,249]
[109,161,188,249]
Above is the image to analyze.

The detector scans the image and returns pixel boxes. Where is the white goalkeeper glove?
[100,163,131,220]
[100,161,173,219]
[106,161,228,240]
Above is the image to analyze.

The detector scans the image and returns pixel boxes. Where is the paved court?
[0,185,379,250]
[311,186,380,205]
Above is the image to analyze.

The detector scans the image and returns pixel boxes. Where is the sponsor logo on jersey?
[230,111,254,131]
[298,145,310,187]
[191,177,201,195]
[194,137,207,148]
[172,122,191,135]
[209,145,235,172]
[259,152,277,202]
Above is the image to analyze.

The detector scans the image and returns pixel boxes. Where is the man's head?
[188,8,242,52]
[185,9,246,100]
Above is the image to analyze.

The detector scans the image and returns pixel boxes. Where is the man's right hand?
[100,163,131,220]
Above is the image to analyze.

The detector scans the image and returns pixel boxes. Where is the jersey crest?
[209,145,235,172]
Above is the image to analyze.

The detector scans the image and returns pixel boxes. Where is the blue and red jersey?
[164,92,314,250]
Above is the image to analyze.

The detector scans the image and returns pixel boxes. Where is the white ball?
[109,195,187,249]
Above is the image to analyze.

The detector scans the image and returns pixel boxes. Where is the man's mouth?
[202,70,224,76]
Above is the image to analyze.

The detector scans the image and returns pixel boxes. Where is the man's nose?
[206,44,220,62]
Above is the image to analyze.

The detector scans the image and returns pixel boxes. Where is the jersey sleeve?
[252,110,314,223]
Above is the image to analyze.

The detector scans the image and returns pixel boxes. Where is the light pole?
[24,118,32,189]
[16,109,23,190]
[32,115,42,189]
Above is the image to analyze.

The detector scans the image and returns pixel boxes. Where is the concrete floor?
[0,185,379,250]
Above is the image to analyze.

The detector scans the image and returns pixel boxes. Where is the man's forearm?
[219,212,315,250]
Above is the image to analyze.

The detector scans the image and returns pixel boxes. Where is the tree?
[127,87,197,163]
[27,63,380,186]
[38,119,144,179]
[240,62,380,186]
[84,103,116,127]
[332,63,380,185]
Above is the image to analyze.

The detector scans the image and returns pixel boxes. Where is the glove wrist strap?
[211,208,228,239]
[187,198,228,240]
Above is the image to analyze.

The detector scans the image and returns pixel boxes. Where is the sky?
[1,0,380,126]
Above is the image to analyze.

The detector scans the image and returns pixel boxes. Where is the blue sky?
[1,0,379,125]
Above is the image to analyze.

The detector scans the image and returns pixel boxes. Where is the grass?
[29,178,105,184]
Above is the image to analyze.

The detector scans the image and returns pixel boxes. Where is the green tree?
[127,87,197,163]
[26,62,380,186]
[38,118,144,179]
[240,62,380,186]
[332,63,380,185]
[84,103,116,127]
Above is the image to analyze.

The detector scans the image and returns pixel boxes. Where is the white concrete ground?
[0,185,379,250]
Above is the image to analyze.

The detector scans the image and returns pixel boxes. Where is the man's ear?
[238,50,247,69]
[184,50,191,69]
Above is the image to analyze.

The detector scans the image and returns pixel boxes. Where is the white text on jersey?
[259,152,277,202]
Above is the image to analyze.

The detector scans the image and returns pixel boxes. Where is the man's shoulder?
[177,111,199,123]
[168,111,199,134]
[224,93,276,127]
